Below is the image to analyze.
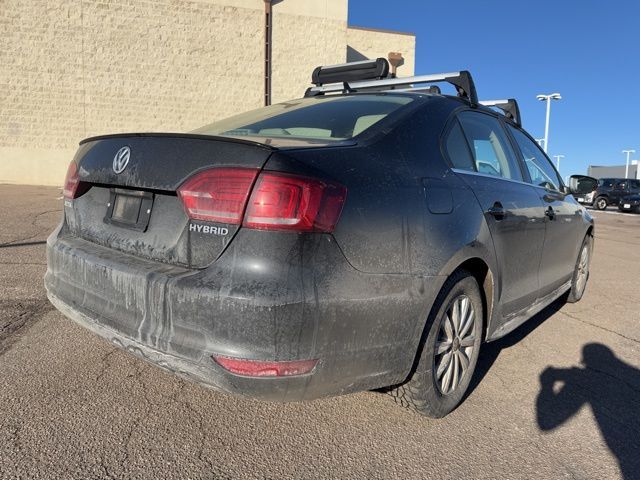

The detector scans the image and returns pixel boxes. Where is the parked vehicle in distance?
[618,193,640,213]
[569,175,598,205]
[45,59,594,418]
[577,177,640,210]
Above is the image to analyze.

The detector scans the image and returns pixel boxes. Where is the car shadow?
[536,343,640,479]
[466,293,568,398]
[0,240,47,249]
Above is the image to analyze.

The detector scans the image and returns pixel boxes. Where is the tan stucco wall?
[0,0,415,186]
[347,26,416,77]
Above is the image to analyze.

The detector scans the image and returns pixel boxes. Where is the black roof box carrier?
[312,58,390,86]
[305,60,478,105]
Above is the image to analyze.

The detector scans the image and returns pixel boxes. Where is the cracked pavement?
[0,185,638,479]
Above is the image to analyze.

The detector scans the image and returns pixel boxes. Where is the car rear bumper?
[45,223,444,401]
[618,200,640,211]
[47,291,323,400]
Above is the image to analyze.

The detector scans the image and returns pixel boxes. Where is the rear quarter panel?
[267,97,495,277]
[265,97,500,336]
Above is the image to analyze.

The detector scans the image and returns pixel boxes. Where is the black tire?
[594,196,608,210]
[388,270,483,418]
[567,235,593,303]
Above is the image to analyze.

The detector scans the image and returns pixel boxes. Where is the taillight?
[62,162,80,199]
[177,168,259,223]
[213,356,318,377]
[178,168,347,232]
[244,172,347,232]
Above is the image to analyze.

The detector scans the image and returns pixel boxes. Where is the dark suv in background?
[575,177,640,210]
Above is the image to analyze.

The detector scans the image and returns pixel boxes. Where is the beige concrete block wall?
[1,0,265,186]
[271,2,347,104]
[347,26,416,77]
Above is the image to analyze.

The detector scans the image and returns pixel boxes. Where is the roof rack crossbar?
[305,70,478,105]
[479,99,521,126]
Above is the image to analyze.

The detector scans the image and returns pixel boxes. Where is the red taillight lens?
[177,168,259,223]
[177,168,347,231]
[213,356,318,377]
[244,173,347,232]
[62,162,80,199]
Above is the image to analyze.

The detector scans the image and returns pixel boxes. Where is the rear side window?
[193,95,414,146]
[444,120,475,171]
[508,126,562,191]
[457,112,523,181]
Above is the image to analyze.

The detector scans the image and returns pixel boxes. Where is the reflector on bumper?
[213,356,318,377]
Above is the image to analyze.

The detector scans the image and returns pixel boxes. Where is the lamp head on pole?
[537,93,562,101]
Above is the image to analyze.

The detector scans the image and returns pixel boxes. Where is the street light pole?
[543,98,551,152]
[553,154,564,171]
[622,149,635,178]
[536,93,562,153]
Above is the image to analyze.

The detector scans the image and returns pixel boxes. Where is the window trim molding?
[505,122,564,193]
[451,167,559,193]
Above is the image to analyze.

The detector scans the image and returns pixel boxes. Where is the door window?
[508,125,562,191]
[444,119,475,172]
[457,112,523,181]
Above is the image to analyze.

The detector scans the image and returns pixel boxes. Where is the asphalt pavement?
[1,185,638,479]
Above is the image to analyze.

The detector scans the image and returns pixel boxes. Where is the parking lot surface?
[1,185,639,479]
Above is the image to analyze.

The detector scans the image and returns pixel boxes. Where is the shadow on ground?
[0,240,47,249]
[466,294,568,397]
[467,296,640,479]
[536,343,640,479]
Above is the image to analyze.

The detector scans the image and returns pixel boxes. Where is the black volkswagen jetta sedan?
[45,59,593,417]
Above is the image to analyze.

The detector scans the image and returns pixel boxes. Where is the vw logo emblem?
[113,146,131,174]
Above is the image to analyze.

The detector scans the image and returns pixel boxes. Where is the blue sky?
[348,0,639,178]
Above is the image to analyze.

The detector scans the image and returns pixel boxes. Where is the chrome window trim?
[451,167,563,194]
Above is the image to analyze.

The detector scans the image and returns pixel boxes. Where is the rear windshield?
[193,95,414,146]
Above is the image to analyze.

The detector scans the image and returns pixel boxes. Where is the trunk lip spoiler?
[78,132,278,150]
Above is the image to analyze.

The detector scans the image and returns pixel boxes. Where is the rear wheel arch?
[388,266,487,416]
[452,258,494,342]
[411,257,494,373]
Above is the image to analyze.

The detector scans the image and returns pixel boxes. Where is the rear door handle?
[487,202,505,221]
[545,206,556,220]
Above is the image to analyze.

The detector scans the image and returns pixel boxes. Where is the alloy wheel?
[434,295,476,395]
[575,244,589,296]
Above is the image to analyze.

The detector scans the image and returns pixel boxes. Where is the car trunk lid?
[65,133,274,268]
